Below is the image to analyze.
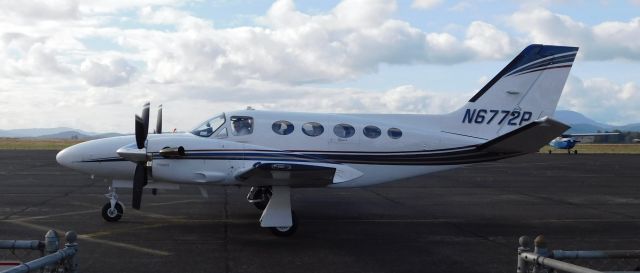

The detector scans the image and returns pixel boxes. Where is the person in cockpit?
[233,118,252,136]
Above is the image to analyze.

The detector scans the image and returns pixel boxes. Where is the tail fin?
[441,44,578,140]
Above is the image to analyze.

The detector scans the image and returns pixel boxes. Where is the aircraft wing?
[235,161,364,187]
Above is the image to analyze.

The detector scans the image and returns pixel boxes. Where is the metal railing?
[517,235,640,273]
[0,230,78,273]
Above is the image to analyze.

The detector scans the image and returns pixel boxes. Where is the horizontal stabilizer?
[478,117,570,154]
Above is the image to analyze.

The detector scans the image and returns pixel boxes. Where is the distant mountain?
[0,127,125,140]
[554,110,640,133]
[34,131,91,140]
[0,127,96,138]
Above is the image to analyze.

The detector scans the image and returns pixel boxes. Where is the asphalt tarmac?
[1,151,640,273]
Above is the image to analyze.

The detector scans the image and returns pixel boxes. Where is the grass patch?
[0,138,83,150]
[540,144,640,154]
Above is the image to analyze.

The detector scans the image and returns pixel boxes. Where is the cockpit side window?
[191,114,226,137]
[231,116,254,136]
[216,127,228,138]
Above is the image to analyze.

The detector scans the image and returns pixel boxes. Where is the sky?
[0,0,639,133]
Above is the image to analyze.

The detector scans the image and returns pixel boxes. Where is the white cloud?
[411,0,443,10]
[80,57,137,87]
[449,1,472,11]
[77,0,190,14]
[464,21,514,59]
[0,0,638,133]
[139,6,211,30]
[560,76,640,125]
[509,8,640,60]
[0,0,79,21]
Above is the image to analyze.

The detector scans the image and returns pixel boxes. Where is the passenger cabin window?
[272,120,294,135]
[387,128,402,139]
[302,122,324,137]
[231,116,254,136]
[191,114,225,137]
[333,124,355,138]
[363,125,381,138]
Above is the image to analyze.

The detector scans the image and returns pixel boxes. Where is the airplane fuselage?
[58,110,492,188]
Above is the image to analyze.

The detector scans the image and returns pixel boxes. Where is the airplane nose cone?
[56,146,77,168]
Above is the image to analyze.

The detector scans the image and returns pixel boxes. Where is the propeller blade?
[132,162,148,210]
[134,102,150,149]
[135,115,145,149]
[156,104,162,134]
[142,102,150,136]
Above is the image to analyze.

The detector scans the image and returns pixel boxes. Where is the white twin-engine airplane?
[56,44,577,236]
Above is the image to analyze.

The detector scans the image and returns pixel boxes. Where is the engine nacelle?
[159,146,185,158]
[152,158,230,183]
[148,136,245,184]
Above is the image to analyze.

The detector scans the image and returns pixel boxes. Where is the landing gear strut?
[247,186,272,210]
[256,186,298,236]
[101,187,124,222]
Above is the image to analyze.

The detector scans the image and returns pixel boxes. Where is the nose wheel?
[102,202,124,222]
[102,187,124,222]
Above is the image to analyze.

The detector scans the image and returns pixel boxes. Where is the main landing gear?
[247,186,272,210]
[101,187,124,222]
[248,186,298,236]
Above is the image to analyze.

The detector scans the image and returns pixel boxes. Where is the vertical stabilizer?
[441,44,578,141]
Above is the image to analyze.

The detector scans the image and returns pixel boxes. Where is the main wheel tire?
[270,211,298,237]
[574,150,578,154]
[101,202,124,222]
[548,150,552,154]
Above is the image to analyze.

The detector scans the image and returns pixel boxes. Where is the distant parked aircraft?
[548,133,619,154]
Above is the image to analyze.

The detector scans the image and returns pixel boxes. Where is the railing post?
[63,231,78,273]
[532,235,549,273]
[517,236,532,273]
[44,230,59,272]
[44,230,59,255]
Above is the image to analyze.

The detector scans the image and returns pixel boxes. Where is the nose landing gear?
[101,187,124,222]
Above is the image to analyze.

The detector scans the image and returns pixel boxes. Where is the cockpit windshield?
[190,113,226,137]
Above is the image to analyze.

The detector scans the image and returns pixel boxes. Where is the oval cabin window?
[387,128,402,139]
[363,125,381,139]
[272,120,294,135]
[302,122,324,137]
[333,124,355,138]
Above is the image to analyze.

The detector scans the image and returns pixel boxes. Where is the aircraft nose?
[56,145,79,168]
